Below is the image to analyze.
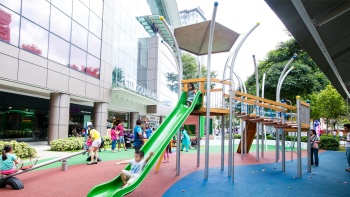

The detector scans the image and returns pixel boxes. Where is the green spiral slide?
[87,91,202,197]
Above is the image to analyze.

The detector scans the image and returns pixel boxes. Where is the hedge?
[50,136,111,151]
[0,140,37,158]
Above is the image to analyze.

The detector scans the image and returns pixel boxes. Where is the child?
[116,150,154,188]
[187,83,196,107]
[83,136,93,156]
[163,143,170,163]
[1,145,21,176]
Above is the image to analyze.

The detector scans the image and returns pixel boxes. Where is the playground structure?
[0,150,87,190]
[86,2,311,196]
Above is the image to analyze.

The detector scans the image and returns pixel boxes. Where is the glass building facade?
[0,0,102,78]
[0,0,180,141]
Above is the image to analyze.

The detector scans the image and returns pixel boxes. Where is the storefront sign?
[115,79,158,100]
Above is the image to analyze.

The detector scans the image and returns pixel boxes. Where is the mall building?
[0,0,180,142]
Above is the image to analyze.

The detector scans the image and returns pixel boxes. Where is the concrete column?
[48,93,70,144]
[159,116,164,124]
[130,112,139,130]
[93,102,108,136]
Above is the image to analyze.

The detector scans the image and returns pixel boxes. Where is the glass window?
[0,6,20,46]
[50,6,71,42]
[72,0,89,28]
[70,44,86,72]
[0,0,21,14]
[20,18,48,57]
[90,0,103,19]
[51,0,72,17]
[86,54,100,78]
[71,21,87,51]
[88,33,101,58]
[89,12,102,38]
[48,33,70,65]
[22,0,50,29]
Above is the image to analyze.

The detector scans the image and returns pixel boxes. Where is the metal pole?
[221,115,225,170]
[197,116,201,167]
[160,16,183,176]
[261,123,264,157]
[205,2,218,180]
[307,100,311,172]
[276,54,297,102]
[296,96,302,178]
[262,73,266,99]
[277,67,294,102]
[282,108,285,172]
[253,55,259,162]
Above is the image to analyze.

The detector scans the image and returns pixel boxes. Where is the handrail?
[0,150,87,179]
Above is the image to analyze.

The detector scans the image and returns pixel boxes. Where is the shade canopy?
[265,0,350,98]
[174,20,240,56]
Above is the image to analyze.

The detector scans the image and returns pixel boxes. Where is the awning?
[265,0,350,98]
[174,20,240,55]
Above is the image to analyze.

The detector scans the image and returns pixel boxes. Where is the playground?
[1,143,349,196]
[1,2,350,197]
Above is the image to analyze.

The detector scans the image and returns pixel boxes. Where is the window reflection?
[71,21,87,50]
[51,0,72,17]
[20,18,48,57]
[50,6,71,42]
[0,0,21,14]
[86,54,100,78]
[0,6,20,46]
[88,33,101,58]
[22,0,50,29]
[89,12,102,38]
[48,33,69,65]
[70,44,86,73]
[90,0,103,19]
[72,0,89,29]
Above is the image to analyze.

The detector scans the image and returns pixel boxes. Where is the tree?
[165,53,218,92]
[313,85,346,130]
[245,39,330,102]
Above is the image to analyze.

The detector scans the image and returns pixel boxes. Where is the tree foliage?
[165,53,218,92]
[311,85,346,129]
[245,39,330,102]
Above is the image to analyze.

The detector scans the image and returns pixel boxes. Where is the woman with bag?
[310,129,320,166]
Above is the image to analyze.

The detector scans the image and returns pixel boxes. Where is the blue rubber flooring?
[163,151,350,197]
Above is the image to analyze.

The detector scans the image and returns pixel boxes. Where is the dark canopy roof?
[265,0,350,98]
[174,20,240,56]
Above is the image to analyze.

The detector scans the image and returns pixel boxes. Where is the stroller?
[190,137,199,149]
[125,134,134,149]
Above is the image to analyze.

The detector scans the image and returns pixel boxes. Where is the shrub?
[225,134,241,139]
[0,140,37,158]
[319,135,339,150]
[50,137,85,151]
[102,136,111,146]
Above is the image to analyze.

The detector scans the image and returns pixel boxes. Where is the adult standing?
[117,121,128,152]
[310,129,320,166]
[110,125,117,153]
[180,127,190,152]
[145,123,152,139]
[343,124,350,172]
[134,119,144,151]
[87,125,101,165]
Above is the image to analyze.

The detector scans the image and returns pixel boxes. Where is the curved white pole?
[205,2,218,180]
[276,54,297,102]
[160,16,183,176]
[277,66,294,102]
[228,22,260,179]
[262,72,266,99]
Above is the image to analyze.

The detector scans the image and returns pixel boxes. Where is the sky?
[176,0,291,82]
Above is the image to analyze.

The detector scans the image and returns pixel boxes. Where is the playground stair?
[237,121,256,153]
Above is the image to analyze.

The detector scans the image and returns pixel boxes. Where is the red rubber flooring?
[1,149,313,197]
